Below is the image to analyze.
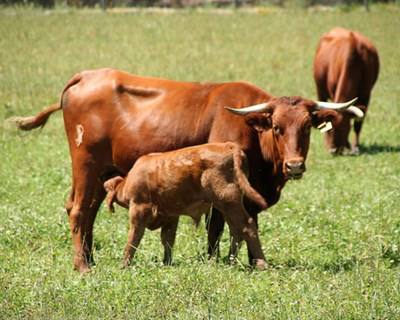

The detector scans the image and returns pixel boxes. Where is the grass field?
[1,4,400,319]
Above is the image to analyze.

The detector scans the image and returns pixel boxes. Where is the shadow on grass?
[382,244,400,268]
[359,143,400,155]
[263,256,365,274]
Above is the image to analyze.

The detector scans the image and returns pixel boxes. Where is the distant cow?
[103,142,268,269]
[314,27,379,154]
[11,68,362,272]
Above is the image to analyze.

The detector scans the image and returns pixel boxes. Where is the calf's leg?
[228,231,242,265]
[221,204,266,270]
[123,204,151,267]
[243,200,260,266]
[160,217,179,265]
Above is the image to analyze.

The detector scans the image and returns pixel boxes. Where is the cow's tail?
[333,35,360,103]
[233,145,267,210]
[8,73,82,131]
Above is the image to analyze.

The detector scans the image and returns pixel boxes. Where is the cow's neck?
[257,132,287,207]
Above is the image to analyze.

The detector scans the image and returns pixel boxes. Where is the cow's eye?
[273,125,281,135]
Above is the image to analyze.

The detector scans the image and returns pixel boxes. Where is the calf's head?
[226,97,361,180]
[103,176,125,212]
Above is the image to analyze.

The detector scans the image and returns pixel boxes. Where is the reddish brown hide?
[104,142,267,269]
[12,68,353,272]
[314,27,379,154]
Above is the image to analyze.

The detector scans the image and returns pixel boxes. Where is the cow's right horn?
[315,97,358,111]
[225,102,271,115]
[346,106,364,118]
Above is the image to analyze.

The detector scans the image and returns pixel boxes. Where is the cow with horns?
[313,27,379,155]
[11,68,362,272]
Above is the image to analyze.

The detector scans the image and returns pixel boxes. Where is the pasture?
[1,4,400,319]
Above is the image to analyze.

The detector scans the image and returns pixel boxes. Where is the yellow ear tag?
[318,121,333,133]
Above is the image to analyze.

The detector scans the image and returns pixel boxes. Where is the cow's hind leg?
[161,217,179,265]
[84,182,106,266]
[68,154,107,273]
[206,208,225,259]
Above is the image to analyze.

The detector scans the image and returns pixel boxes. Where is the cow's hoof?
[350,146,360,155]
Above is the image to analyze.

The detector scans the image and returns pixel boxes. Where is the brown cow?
[103,142,267,269]
[11,68,362,272]
[314,27,379,154]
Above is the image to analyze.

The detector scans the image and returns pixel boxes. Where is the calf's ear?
[103,176,124,213]
[245,113,272,132]
[103,176,124,192]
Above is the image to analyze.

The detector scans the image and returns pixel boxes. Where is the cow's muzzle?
[285,159,306,180]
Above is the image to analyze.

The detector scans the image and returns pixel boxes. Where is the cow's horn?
[225,102,271,115]
[346,106,364,118]
[315,97,358,110]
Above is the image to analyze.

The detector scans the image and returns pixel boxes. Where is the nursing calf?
[103,142,268,269]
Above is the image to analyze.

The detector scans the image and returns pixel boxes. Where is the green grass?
[1,4,400,319]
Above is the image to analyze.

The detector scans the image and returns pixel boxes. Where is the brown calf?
[103,142,267,269]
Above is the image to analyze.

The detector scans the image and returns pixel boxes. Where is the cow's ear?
[245,114,272,132]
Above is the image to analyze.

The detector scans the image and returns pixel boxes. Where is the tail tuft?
[7,103,61,131]
[8,116,47,131]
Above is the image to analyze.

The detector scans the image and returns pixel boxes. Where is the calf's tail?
[233,146,267,210]
[8,72,82,131]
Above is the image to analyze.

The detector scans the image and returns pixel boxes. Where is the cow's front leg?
[352,119,364,155]
[160,217,179,265]
[206,208,225,259]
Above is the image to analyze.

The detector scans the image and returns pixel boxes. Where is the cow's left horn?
[225,102,271,115]
[315,97,358,110]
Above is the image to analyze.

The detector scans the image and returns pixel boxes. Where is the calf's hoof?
[254,259,267,271]
[74,264,91,274]
[74,257,91,274]
[122,260,131,268]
